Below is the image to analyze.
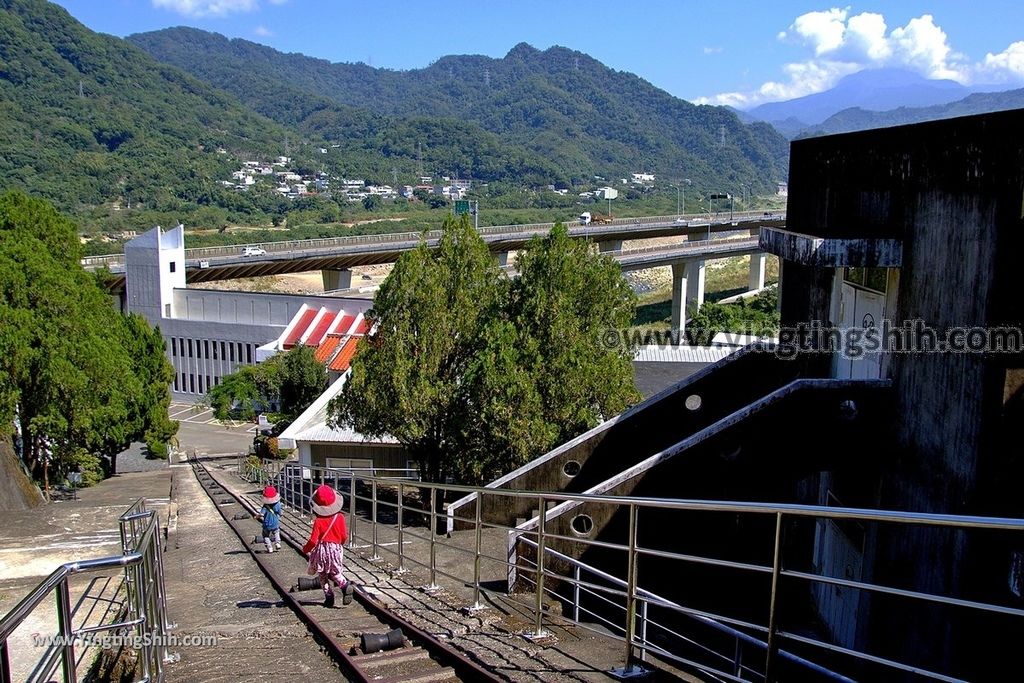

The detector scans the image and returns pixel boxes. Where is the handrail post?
[765,512,784,682]
[134,561,153,683]
[348,471,356,548]
[471,491,484,610]
[528,495,548,639]
[56,581,76,683]
[573,565,581,623]
[639,599,649,663]
[621,503,640,674]
[396,482,406,574]
[370,479,380,561]
[426,487,439,591]
[1,639,11,683]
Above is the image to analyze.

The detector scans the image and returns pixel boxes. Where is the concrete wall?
[450,346,824,530]
[781,110,1024,677]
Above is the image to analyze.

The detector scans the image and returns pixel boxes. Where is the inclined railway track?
[188,455,502,683]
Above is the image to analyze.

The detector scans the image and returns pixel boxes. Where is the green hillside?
[0,0,297,225]
[129,29,789,194]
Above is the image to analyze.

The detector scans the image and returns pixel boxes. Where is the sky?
[51,0,1024,109]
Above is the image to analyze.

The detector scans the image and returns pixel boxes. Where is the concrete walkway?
[160,459,343,682]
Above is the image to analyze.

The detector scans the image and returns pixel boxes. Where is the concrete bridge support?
[321,268,352,291]
[686,260,706,309]
[671,263,687,343]
[669,259,707,345]
[598,240,623,253]
[749,253,767,291]
[494,251,510,267]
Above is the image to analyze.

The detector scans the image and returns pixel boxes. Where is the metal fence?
[240,460,1023,683]
[0,499,173,683]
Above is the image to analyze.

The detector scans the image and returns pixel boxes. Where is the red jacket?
[302,513,348,554]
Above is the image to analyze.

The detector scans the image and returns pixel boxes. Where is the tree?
[330,215,501,482]
[362,194,382,211]
[330,217,640,485]
[203,345,327,423]
[0,191,178,485]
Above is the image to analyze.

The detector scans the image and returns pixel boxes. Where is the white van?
[241,246,266,257]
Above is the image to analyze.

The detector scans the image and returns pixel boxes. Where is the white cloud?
[888,14,964,80]
[703,46,723,55]
[981,41,1024,82]
[700,8,1022,109]
[152,0,259,18]
[253,25,273,37]
[788,8,849,56]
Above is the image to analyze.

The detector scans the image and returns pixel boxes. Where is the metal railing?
[80,211,785,270]
[238,460,1023,683]
[0,499,173,683]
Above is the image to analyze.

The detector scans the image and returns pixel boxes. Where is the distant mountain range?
[127,28,789,194]
[0,0,791,231]
[744,68,1020,138]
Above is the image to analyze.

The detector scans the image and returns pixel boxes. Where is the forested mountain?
[129,28,789,194]
[0,0,789,235]
[799,88,1024,137]
[0,0,564,231]
[0,0,290,219]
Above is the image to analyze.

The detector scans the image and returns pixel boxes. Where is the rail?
[79,211,783,269]
[0,499,173,683]
[238,460,1023,682]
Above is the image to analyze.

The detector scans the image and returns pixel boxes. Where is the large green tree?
[329,215,501,482]
[204,344,327,423]
[0,191,177,485]
[329,217,640,484]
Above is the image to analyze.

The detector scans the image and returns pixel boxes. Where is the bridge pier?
[670,263,687,344]
[494,251,510,267]
[322,268,352,291]
[668,260,707,345]
[749,253,767,291]
[598,240,623,253]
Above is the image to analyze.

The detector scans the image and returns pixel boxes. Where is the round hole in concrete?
[571,514,594,537]
[685,394,702,411]
[562,460,581,477]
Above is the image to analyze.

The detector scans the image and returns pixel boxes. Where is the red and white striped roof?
[275,304,369,373]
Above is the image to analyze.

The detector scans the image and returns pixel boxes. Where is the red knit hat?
[310,484,343,516]
[261,485,280,505]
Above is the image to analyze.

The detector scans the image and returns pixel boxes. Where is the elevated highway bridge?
[84,211,783,292]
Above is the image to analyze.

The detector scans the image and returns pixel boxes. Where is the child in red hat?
[258,486,283,553]
[302,484,353,607]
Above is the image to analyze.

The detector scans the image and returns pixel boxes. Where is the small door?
[834,283,885,379]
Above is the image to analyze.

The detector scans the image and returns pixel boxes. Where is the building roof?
[277,373,398,447]
[270,305,368,373]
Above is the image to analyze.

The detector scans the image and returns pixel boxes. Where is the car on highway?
[241,246,266,257]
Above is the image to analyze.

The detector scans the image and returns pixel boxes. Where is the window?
[189,374,195,393]
[229,343,235,362]
[212,342,218,360]
[187,339,193,358]
[181,373,186,390]
[221,341,226,361]
[173,373,179,391]
[843,267,887,294]
[206,375,212,393]
[169,261,176,273]
[203,340,210,359]
[246,344,253,364]
[164,303,171,317]
[171,338,177,357]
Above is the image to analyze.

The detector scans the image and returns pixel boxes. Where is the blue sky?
[51,0,1024,109]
